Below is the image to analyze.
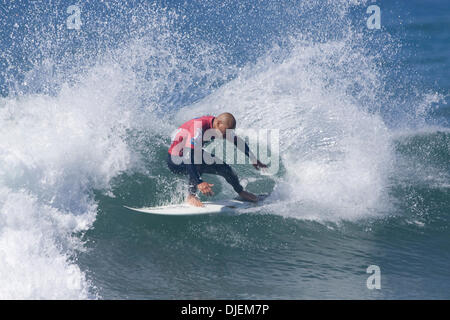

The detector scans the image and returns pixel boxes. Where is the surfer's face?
[217,121,235,137]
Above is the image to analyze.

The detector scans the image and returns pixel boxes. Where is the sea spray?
[179,35,394,220]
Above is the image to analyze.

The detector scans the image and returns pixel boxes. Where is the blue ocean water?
[0,0,449,299]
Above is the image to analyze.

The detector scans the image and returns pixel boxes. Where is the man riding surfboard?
[167,112,267,207]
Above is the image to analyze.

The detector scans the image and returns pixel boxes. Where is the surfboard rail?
[123,194,269,215]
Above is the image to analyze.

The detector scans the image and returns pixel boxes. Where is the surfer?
[167,113,267,207]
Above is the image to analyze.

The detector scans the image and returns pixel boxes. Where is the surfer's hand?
[198,182,214,196]
[253,160,267,170]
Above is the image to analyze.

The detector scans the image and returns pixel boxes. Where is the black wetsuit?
[167,149,244,195]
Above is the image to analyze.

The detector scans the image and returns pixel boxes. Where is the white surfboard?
[124,194,268,216]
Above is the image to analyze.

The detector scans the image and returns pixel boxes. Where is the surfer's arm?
[232,135,259,164]
[231,135,268,170]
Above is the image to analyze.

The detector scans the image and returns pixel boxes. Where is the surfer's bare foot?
[187,194,204,207]
[239,191,258,202]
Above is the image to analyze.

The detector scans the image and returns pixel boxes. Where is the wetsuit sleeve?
[185,148,203,185]
[233,136,257,163]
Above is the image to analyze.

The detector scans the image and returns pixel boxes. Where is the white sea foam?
[179,36,395,221]
[1,0,444,299]
[0,66,135,298]
[0,4,232,297]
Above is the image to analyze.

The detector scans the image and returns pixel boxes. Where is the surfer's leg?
[198,150,243,194]
[166,154,185,174]
[168,153,199,195]
[187,175,198,195]
[200,162,243,194]
[218,164,244,194]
